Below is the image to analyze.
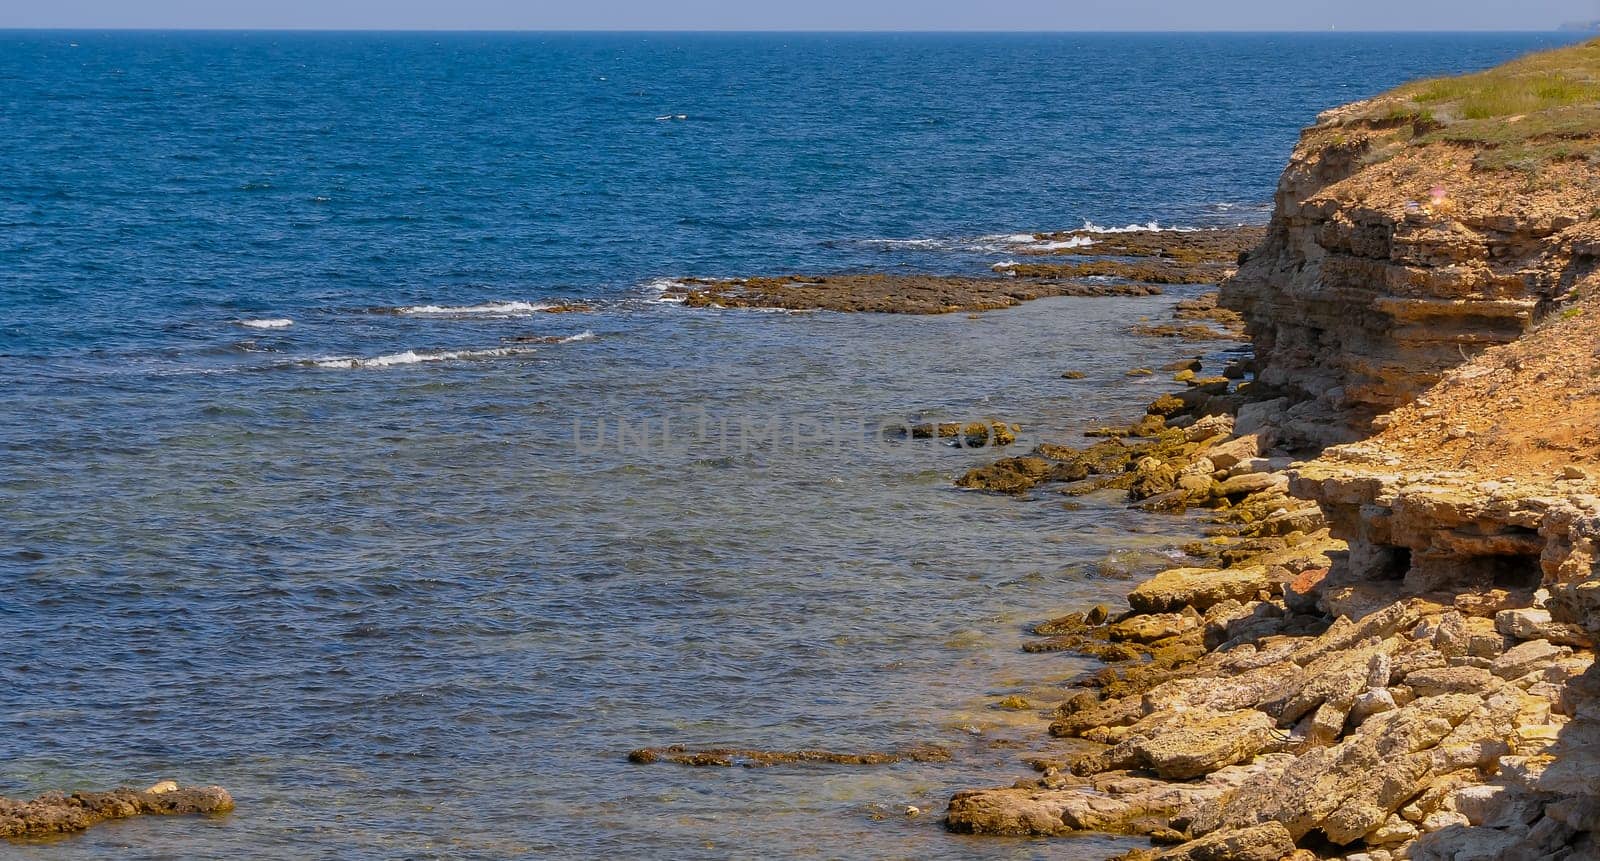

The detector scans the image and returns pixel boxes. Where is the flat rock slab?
[1129,567,1273,614]
[1491,639,1572,680]
[1147,822,1299,861]
[663,274,1162,314]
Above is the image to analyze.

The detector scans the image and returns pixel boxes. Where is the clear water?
[0,31,1579,860]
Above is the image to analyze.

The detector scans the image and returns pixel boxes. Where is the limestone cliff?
[1221,41,1600,449]
[1268,40,1600,858]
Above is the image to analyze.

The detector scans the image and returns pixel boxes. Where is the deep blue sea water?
[0,31,1581,860]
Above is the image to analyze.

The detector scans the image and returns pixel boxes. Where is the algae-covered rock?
[1110,612,1200,645]
[957,456,1086,494]
[907,419,1020,448]
[628,744,950,767]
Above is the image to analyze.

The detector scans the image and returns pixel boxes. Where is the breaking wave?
[306,333,592,370]
[1077,220,1202,234]
[397,301,556,317]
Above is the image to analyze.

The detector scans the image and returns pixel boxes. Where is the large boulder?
[1489,639,1571,680]
[1496,608,1595,648]
[944,787,1083,836]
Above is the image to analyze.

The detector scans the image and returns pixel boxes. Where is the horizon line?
[0,26,1590,35]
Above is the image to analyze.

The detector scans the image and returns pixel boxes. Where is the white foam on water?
[308,332,593,370]
[239,318,294,329]
[857,237,952,250]
[860,232,1098,254]
[1206,202,1271,213]
[309,345,541,370]
[642,278,694,304]
[1031,236,1097,250]
[398,301,555,317]
[1079,220,1202,234]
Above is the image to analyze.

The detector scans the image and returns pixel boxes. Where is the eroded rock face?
[1218,111,1599,450]
[941,363,1599,858]
[1291,456,1600,636]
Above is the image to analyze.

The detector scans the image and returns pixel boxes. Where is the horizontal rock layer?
[1219,104,1600,449]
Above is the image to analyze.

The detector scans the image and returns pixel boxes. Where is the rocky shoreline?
[943,40,1600,861]
[946,380,1598,859]
[628,43,1600,850]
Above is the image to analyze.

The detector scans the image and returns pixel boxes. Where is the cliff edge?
[947,39,1600,861]
[1222,39,1600,450]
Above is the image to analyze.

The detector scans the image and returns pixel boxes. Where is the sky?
[3,0,1598,31]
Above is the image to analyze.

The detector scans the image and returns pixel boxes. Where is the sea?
[0,30,1580,860]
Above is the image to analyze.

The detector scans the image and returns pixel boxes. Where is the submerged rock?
[902,419,1021,448]
[627,744,950,767]
[957,455,1087,494]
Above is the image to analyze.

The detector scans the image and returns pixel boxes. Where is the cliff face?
[1292,283,1600,610]
[1284,252,1600,861]
[1234,38,1600,641]
[1221,99,1600,450]
[1269,43,1600,859]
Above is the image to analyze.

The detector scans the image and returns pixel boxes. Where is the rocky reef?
[659,227,1256,314]
[947,39,1600,861]
[628,744,951,767]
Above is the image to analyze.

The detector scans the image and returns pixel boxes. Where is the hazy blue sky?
[3,0,1598,31]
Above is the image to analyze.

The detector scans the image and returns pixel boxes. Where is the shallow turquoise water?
[0,31,1582,859]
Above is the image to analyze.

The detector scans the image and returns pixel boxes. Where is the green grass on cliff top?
[1354,38,1600,170]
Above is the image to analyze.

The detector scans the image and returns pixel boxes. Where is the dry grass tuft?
[1333,38,1600,171]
